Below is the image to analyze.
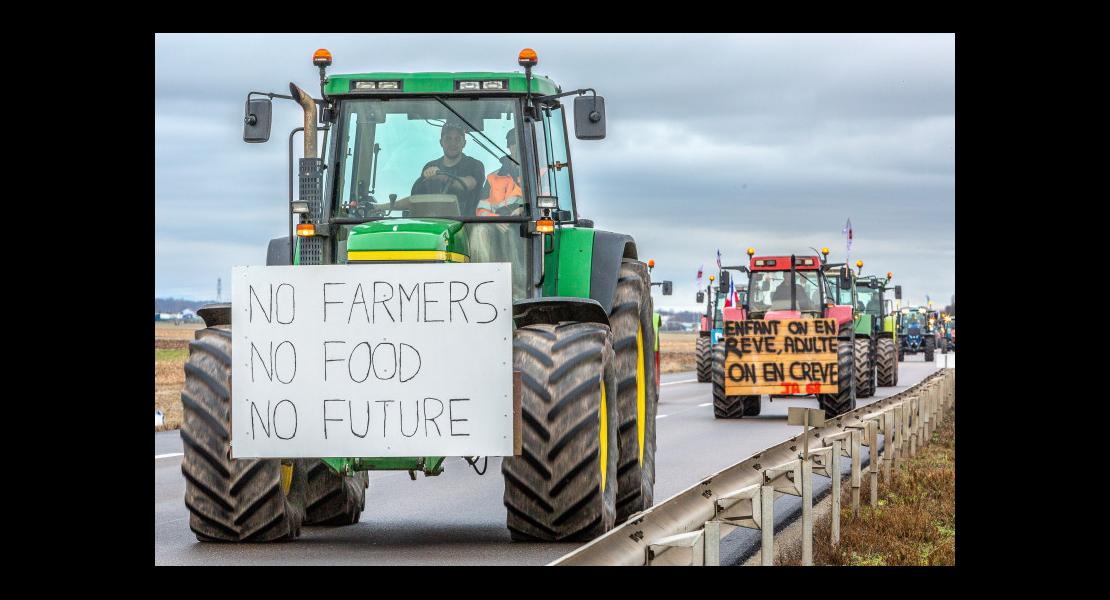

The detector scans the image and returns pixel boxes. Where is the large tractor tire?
[856,338,875,399]
[303,460,368,526]
[924,336,936,362]
[818,337,856,419]
[180,326,306,542]
[611,260,659,523]
[897,338,905,362]
[711,341,759,418]
[695,335,712,383]
[502,322,619,542]
[875,337,898,387]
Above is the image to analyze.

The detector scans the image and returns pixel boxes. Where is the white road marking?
[156,452,184,460]
[661,379,697,386]
[697,402,711,407]
[656,414,669,419]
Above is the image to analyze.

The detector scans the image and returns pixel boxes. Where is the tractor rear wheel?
[711,341,757,418]
[180,326,305,542]
[876,337,898,387]
[897,339,905,362]
[502,322,619,542]
[303,461,368,526]
[818,337,856,418]
[611,260,659,522]
[696,336,711,383]
[854,338,873,398]
[924,337,935,362]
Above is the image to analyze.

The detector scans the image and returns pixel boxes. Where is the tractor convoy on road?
[178,47,952,547]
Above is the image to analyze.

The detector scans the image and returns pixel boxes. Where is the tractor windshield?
[856,285,881,317]
[748,270,821,314]
[331,98,521,220]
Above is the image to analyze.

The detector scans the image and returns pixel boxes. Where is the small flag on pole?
[724,276,738,308]
[696,264,704,285]
[842,219,853,259]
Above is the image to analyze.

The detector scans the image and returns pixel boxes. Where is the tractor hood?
[346,218,470,263]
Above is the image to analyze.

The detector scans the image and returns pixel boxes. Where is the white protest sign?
[230,263,514,458]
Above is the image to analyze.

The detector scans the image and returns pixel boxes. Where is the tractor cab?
[245,48,609,304]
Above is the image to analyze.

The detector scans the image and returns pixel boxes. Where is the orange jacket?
[476,172,523,216]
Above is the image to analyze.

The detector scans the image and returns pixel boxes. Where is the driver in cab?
[412,124,485,215]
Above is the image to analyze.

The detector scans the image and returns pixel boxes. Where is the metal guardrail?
[550,368,956,566]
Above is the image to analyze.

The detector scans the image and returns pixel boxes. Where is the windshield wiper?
[431,96,519,166]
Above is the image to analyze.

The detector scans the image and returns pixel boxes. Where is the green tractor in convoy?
[853,266,901,391]
[181,48,660,543]
[695,267,747,383]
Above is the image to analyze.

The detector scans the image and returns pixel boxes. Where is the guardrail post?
[909,397,917,458]
[801,456,813,565]
[883,409,894,482]
[761,485,775,565]
[893,404,904,470]
[867,419,879,506]
[830,438,841,547]
[704,520,720,566]
[919,385,927,441]
[850,428,862,518]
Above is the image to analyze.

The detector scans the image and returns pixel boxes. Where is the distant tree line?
[155,298,216,313]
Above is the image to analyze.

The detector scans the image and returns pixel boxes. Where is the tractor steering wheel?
[415,172,467,195]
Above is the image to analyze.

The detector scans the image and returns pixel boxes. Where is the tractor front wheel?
[818,337,856,418]
[180,326,306,542]
[875,337,898,387]
[711,341,758,418]
[610,260,659,523]
[502,322,619,542]
[303,461,368,526]
[856,338,875,398]
[924,337,935,362]
[695,335,711,383]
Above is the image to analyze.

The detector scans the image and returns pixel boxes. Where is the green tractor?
[181,47,660,543]
[695,267,747,383]
[711,247,860,419]
[853,267,901,391]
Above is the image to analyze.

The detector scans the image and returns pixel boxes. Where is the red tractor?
[711,247,860,419]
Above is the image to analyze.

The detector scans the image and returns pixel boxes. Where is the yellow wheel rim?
[599,379,608,493]
[280,461,293,496]
[636,323,646,465]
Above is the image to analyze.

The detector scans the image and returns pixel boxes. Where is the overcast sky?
[155,33,954,311]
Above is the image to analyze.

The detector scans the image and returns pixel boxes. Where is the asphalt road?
[155,355,940,565]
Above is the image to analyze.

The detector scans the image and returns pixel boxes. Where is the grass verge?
[155,323,201,431]
[783,406,956,566]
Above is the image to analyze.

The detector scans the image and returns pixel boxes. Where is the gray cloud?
[155,33,954,309]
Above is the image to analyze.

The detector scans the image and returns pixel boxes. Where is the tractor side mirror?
[243,98,273,143]
[696,291,705,304]
[895,285,902,300]
[718,270,730,289]
[662,281,673,296]
[574,95,606,140]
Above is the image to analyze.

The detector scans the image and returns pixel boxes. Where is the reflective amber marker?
[296,223,316,237]
[536,218,555,233]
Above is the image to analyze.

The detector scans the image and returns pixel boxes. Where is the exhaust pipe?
[289,82,317,159]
